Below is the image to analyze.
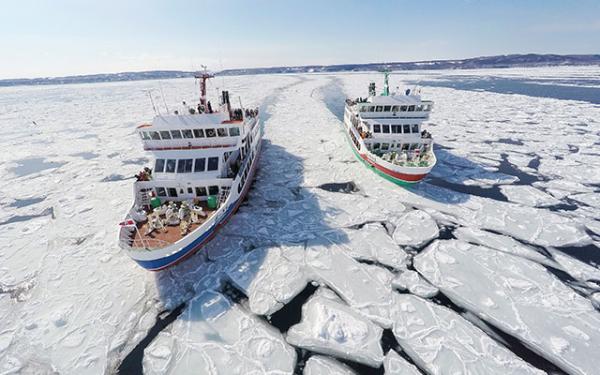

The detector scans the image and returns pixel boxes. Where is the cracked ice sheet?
[383,350,421,375]
[286,291,384,368]
[499,185,561,207]
[144,291,296,375]
[305,240,395,327]
[226,245,308,315]
[391,210,439,247]
[392,270,438,298]
[415,240,600,375]
[303,355,356,375]
[391,294,543,375]
[322,223,410,270]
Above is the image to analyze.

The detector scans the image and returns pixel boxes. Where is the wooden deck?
[129,202,217,249]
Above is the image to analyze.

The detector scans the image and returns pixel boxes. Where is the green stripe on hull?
[343,129,415,187]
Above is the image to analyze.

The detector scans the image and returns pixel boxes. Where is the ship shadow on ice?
[120,141,354,374]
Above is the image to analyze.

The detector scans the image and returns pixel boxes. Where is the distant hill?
[2,54,599,87]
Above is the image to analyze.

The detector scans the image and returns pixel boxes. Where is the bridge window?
[217,128,227,137]
[159,131,171,140]
[373,143,381,149]
[207,157,219,171]
[140,132,150,140]
[206,128,216,138]
[392,125,401,134]
[375,106,383,112]
[402,144,409,151]
[150,131,161,140]
[403,124,411,133]
[423,104,431,111]
[194,158,206,172]
[156,187,167,197]
[229,127,240,136]
[177,159,193,173]
[400,106,407,112]
[416,105,423,111]
[368,106,374,112]
[171,130,182,139]
[195,187,207,197]
[208,185,219,196]
[382,124,390,134]
[381,143,389,151]
[383,106,391,112]
[165,159,176,173]
[155,159,165,173]
[373,124,381,133]
[408,105,415,112]
[193,129,205,138]
[391,106,399,112]
[412,124,419,133]
[167,188,178,197]
[182,129,194,138]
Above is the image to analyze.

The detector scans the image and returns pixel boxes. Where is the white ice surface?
[415,240,600,375]
[303,355,356,375]
[391,210,439,247]
[392,294,544,375]
[143,291,296,374]
[382,350,422,375]
[500,185,561,207]
[392,269,439,298]
[286,291,384,368]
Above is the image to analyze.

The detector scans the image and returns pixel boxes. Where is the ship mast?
[194,65,214,106]
[381,69,390,96]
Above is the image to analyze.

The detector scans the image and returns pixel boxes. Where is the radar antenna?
[194,65,215,106]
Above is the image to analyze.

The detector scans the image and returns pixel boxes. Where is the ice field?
[1,66,599,374]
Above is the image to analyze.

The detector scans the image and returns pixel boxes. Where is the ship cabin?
[345,95,434,162]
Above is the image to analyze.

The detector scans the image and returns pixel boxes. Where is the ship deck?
[129,201,217,249]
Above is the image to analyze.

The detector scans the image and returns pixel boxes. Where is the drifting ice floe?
[383,350,421,375]
[391,294,544,374]
[500,185,561,207]
[144,291,296,374]
[286,291,384,368]
[415,240,600,375]
[303,355,356,375]
[391,210,439,247]
[392,269,439,298]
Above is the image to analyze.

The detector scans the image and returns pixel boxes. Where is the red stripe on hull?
[359,153,427,182]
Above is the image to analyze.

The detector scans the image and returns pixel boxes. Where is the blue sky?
[1,0,599,79]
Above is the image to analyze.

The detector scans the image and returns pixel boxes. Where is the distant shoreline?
[2,53,599,88]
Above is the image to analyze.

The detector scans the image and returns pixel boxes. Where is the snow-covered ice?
[303,355,356,375]
[2,66,600,373]
[382,350,421,375]
[286,290,384,368]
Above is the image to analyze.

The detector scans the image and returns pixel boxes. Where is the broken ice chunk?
[303,355,356,375]
[392,270,438,298]
[286,292,384,368]
[392,210,439,247]
[391,294,544,375]
[415,240,600,375]
[227,245,308,315]
[500,185,561,207]
[383,350,420,375]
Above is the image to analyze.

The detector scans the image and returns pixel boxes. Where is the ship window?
[206,128,216,138]
[159,131,171,140]
[182,129,194,138]
[167,188,178,197]
[383,106,391,112]
[373,143,381,149]
[217,128,227,137]
[391,106,399,112]
[412,124,419,133]
[229,127,240,136]
[208,185,219,196]
[140,132,150,140]
[155,159,165,173]
[375,106,383,112]
[423,104,431,111]
[381,143,389,151]
[400,106,407,112]
[156,187,166,197]
[171,130,182,139]
[195,187,207,197]
[366,106,372,112]
[150,131,161,140]
[193,129,205,138]
[417,105,424,111]
[373,124,381,133]
[165,159,176,173]
[382,124,390,133]
[184,159,193,172]
[207,157,219,171]
[408,105,415,112]
[391,125,400,134]
[194,158,206,172]
[411,143,419,150]
[403,124,411,133]
[177,159,192,173]
[359,106,366,112]
[402,144,409,151]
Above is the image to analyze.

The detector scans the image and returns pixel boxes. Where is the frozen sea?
[0,66,599,375]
